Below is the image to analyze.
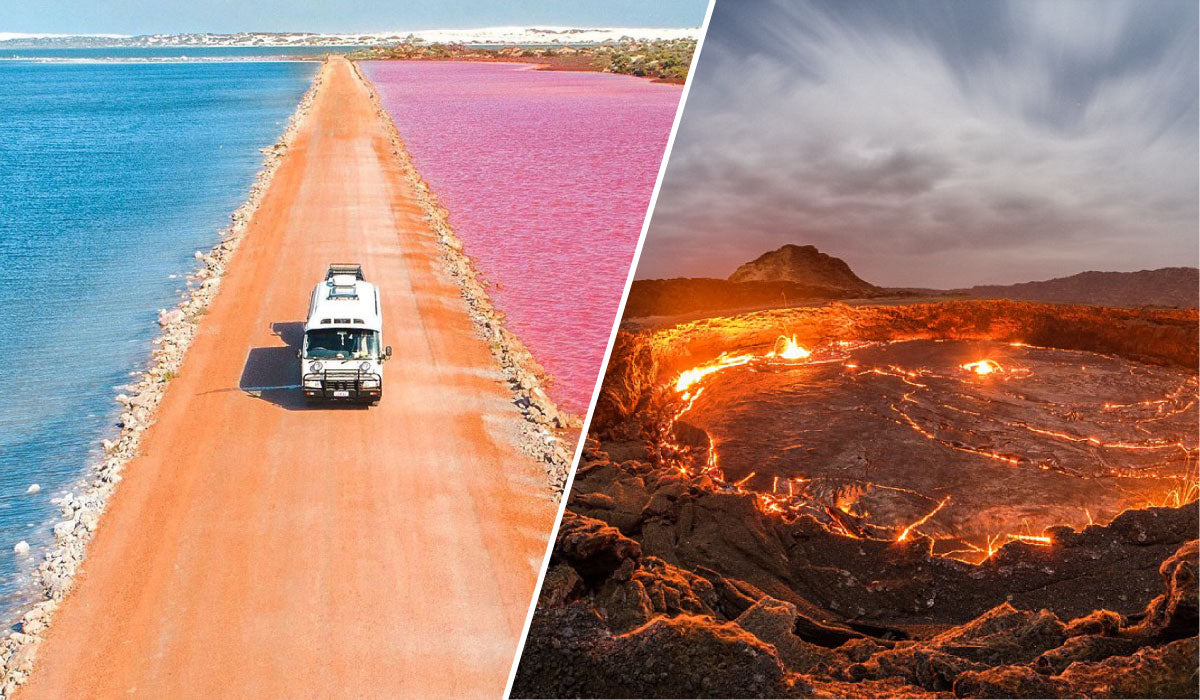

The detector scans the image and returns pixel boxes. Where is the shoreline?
[350,59,578,492]
[0,61,327,696]
[358,55,688,83]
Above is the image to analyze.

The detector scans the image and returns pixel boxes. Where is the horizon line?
[0,25,703,40]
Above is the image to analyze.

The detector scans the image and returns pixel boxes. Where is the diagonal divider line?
[502,3,721,695]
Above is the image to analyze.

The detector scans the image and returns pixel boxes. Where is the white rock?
[25,484,39,494]
[158,308,185,327]
[12,541,29,556]
[6,638,38,675]
[77,508,100,532]
[130,392,156,409]
[52,520,75,538]
[47,575,71,599]
[22,618,46,636]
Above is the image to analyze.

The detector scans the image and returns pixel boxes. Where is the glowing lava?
[896,496,951,542]
[661,338,1198,565]
[961,359,1001,375]
[671,336,812,397]
[674,353,755,393]
[769,335,812,361]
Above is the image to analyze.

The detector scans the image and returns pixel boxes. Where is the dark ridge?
[957,267,1199,309]
[623,277,867,319]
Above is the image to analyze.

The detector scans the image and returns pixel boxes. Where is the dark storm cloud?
[640,0,1199,287]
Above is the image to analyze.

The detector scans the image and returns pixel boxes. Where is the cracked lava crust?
[674,338,1196,562]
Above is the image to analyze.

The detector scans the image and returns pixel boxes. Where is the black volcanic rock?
[729,244,877,293]
[960,267,1199,308]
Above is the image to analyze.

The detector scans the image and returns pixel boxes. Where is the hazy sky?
[3,0,708,35]
[639,0,1199,287]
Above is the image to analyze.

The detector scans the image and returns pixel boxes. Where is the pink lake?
[363,61,682,413]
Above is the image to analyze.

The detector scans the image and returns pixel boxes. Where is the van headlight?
[359,361,372,371]
[361,378,380,388]
[304,378,323,389]
[311,361,323,372]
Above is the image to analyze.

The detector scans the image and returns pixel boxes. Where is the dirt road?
[21,57,557,698]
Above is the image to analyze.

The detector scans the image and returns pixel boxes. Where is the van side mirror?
[384,346,393,359]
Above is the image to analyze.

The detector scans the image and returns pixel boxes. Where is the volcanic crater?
[675,338,1196,561]
[514,300,1200,698]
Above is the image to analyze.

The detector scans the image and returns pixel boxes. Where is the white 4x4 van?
[300,264,391,404]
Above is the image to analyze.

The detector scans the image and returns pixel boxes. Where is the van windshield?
[305,329,379,360]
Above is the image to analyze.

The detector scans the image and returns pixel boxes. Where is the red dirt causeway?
[19,57,557,698]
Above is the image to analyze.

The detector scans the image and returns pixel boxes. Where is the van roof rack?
[326,263,364,281]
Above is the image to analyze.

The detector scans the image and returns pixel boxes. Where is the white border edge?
[502,2,720,695]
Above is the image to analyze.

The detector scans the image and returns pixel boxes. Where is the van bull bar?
[302,368,382,401]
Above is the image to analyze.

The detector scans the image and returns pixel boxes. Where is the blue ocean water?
[0,58,317,620]
[0,46,358,61]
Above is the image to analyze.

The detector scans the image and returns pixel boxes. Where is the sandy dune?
[20,57,556,698]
